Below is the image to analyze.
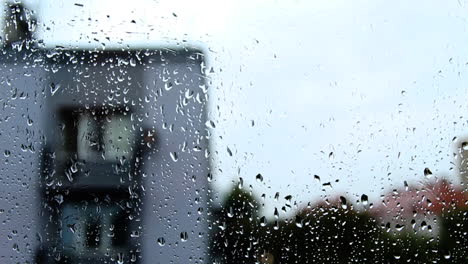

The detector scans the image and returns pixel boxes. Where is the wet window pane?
[0,1,466,264]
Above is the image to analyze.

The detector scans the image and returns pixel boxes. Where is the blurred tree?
[210,186,263,264]
[384,231,437,263]
[439,208,468,263]
[209,189,466,264]
[266,201,386,264]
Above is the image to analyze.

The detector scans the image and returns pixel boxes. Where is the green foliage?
[439,208,468,263]
[210,187,262,264]
[383,231,438,263]
[210,188,467,264]
[267,207,390,263]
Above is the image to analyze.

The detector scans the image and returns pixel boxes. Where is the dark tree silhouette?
[209,188,466,264]
[210,186,263,264]
[439,208,468,263]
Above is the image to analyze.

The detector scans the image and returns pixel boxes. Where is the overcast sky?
[10,0,468,217]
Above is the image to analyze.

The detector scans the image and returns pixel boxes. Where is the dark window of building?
[85,217,101,249]
[112,211,129,247]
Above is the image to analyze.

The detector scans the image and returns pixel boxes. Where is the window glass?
[0,1,466,264]
[77,113,134,161]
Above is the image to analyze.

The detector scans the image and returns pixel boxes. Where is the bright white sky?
[9,0,468,217]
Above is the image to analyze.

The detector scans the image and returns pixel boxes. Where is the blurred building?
[0,3,210,264]
[372,179,465,235]
[371,136,468,236]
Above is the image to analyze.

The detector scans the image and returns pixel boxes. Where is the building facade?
[0,4,210,264]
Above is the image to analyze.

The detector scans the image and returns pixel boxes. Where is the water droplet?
[421,221,428,230]
[129,57,136,67]
[443,252,451,259]
[273,220,279,230]
[339,196,347,209]
[50,82,61,96]
[227,206,234,218]
[164,82,173,91]
[256,173,263,182]
[361,194,368,205]
[67,224,76,234]
[260,216,266,227]
[157,237,165,246]
[295,215,303,228]
[226,147,233,156]
[462,141,468,150]
[117,252,124,264]
[238,177,243,188]
[54,194,63,205]
[205,120,216,129]
[314,174,320,183]
[170,152,178,162]
[424,168,432,177]
[180,231,188,242]
[70,163,78,173]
